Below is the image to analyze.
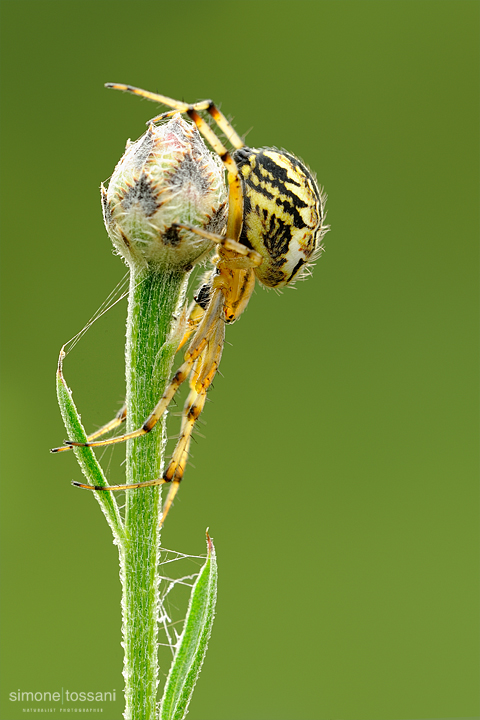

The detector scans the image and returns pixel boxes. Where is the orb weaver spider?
[54,84,328,527]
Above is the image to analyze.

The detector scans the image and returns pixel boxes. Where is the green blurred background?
[0,1,478,719]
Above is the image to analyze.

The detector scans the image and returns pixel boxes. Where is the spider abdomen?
[233,147,326,288]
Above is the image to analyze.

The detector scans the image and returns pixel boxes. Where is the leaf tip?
[57,345,67,380]
[205,528,214,555]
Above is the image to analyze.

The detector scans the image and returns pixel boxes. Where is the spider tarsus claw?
[72,481,102,491]
[50,444,72,453]
[105,82,128,91]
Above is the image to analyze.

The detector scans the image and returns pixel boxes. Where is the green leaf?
[55,346,125,543]
[160,532,218,720]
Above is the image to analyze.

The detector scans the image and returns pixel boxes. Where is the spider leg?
[105,84,245,149]
[73,368,203,500]
[176,298,206,352]
[88,404,127,439]
[64,289,224,449]
[73,377,204,497]
[158,387,204,526]
[159,317,225,527]
[51,404,127,453]
[72,477,168,492]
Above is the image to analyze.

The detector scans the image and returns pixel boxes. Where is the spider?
[53,84,328,527]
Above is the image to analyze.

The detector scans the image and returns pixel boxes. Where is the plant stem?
[121,264,189,720]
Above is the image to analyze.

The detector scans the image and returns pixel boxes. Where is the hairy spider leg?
[105,84,245,149]
[51,404,128,454]
[159,387,207,528]
[89,404,127,438]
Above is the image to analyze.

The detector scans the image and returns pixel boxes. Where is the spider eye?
[233,147,326,287]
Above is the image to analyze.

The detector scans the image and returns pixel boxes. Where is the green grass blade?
[55,347,125,543]
[160,533,218,720]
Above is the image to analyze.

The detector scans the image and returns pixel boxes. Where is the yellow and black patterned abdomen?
[233,146,326,288]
